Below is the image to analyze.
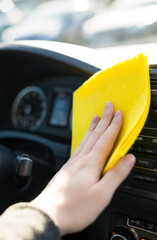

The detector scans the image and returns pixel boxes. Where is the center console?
[107,65,157,240]
[109,213,157,240]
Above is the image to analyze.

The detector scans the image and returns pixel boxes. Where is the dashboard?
[1,41,157,240]
[8,77,80,138]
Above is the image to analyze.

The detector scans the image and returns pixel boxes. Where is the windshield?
[1,0,157,48]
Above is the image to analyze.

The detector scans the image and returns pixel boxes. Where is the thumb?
[94,154,135,208]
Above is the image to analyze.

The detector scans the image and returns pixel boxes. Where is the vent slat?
[149,66,157,85]
[150,69,157,75]
[150,75,157,79]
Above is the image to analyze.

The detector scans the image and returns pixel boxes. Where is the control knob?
[110,226,137,240]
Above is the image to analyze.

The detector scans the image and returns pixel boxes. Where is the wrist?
[29,199,62,234]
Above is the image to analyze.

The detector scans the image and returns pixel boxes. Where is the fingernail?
[91,115,100,124]
[125,155,136,169]
[105,101,112,109]
[114,110,121,117]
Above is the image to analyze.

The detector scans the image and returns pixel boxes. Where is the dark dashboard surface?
[0,42,100,225]
[1,41,157,240]
[2,75,82,139]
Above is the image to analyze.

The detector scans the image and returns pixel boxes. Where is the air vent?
[149,65,157,86]
[149,66,157,111]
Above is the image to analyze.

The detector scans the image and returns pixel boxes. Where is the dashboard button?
[128,218,144,228]
[133,174,157,183]
[151,138,157,147]
[140,148,157,155]
[143,222,157,232]
[129,146,140,153]
[135,158,156,169]
[136,136,145,144]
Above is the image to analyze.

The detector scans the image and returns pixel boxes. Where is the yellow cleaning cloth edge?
[71,53,151,174]
[103,57,150,173]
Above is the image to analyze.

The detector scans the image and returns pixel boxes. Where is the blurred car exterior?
[75,0,157,48]
[1,0,97,43]
[0,0,23,41]
[1,0,157,49]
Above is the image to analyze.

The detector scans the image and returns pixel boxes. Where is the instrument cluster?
[11,86,48,131]
[10,79,77,138]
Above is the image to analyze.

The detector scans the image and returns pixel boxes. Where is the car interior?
[0,40,157,240]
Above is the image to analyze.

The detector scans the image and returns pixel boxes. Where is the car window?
[1,0,157,47]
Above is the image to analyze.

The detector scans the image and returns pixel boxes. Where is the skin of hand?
[29,101,136,236]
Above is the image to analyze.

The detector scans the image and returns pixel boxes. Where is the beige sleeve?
[0,203,60,240]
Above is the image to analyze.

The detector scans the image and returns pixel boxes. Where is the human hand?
[29,101,135,236]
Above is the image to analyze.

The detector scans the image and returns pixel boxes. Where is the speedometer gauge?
[11,86,47,131]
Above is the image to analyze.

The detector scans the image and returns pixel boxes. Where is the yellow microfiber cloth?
[71,53,151,174]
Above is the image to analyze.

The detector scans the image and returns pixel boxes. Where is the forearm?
[0,203,60,240]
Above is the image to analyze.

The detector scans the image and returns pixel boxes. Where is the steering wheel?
[0,41,100,214]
